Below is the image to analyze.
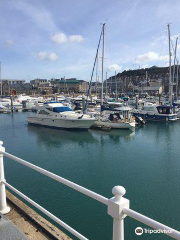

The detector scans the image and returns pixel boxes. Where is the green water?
[0,112,180,240]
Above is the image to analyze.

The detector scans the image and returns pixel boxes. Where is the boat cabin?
[156,106,175,114]
[38,103,72,115]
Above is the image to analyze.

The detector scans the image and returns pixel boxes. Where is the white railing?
[0,141,179,240]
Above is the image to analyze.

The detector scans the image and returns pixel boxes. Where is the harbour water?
[0,112,180,240]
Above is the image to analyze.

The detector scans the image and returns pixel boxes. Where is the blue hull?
[133,113,177,121]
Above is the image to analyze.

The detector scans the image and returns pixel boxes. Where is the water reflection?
[27,125,97,147]
[27,124,135,149]
[90,129,135,143]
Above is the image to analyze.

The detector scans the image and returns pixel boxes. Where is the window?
[39,110,49,115]
[53,107,72,113]
[46,108,53,111]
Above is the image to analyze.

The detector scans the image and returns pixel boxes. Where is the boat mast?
[101,23,105,106]
[168,24,172,105]
[115,71,117,100]
[0,62,2,96]
[173,37,178,97]
[176,60,179,98]
[96,51,98,97]
[106,71,108,97]
[146,71,148,88]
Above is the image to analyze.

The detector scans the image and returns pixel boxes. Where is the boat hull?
[27,116,95,130]
[93,120,136,129]
[132,112,177,121]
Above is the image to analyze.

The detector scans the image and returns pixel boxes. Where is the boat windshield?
[53,107,72,113]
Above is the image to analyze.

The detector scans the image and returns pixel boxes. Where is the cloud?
[37,51,48,60]
[51,33,84,43]
[151,34,180,46]
[48,53,58,62]
[5,39,13,46]
[151,35,167,46]
[108,64,122,72]
[69,35,84,42]
[136,51,168,63]
[13,0,58,33]
[37,52,59,62]
[51,33,67,43]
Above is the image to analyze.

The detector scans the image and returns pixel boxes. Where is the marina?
[0,0,180,239]
[0,112,180,239]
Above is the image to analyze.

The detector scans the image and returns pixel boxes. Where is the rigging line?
[171,39,179,63]
[106,27,113,66]
[83,27,103,113]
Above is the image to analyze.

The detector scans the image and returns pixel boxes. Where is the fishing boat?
[27,102,95,130]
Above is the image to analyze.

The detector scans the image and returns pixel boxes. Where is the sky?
[0,0,180,81]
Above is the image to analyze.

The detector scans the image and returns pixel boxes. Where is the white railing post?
[0,141,10,214]
[108,186,130,240]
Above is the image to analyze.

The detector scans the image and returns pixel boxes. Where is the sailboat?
[91,23,136,130]
[132,24,178,122]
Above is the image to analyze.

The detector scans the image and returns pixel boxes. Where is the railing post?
[108,186,130,240]
[0,141,10,214]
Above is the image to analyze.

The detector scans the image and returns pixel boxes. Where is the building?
[1,79,26,85]
[37,83,53,95]
[0,80,29,95]
[78,80,89,93]
[9,83,34,95]
[30,79,48,87]
[134,86,163,95]
[53,78,89,93]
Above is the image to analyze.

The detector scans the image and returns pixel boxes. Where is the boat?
[132,102,177,121]
[94,106,136,129]
[0,103,11,113]
[14,94,32,103]
[87,23,135,130]
[0,98,22,111]
[27,102,96,130]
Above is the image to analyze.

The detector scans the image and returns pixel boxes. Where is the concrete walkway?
[0,213,28,240]
[4,191,72,240]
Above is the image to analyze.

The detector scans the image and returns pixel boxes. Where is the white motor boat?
[14,94,32,103]
[0,98,22,111]
[0,103,11,113]
[27,102,96,130]
[93,106,136,130]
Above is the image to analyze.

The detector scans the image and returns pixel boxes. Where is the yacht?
[132,102,177,121]
[27,102,96,130]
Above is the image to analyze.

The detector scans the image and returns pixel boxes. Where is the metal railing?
[0,141,179,240]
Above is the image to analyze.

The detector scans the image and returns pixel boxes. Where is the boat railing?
[0,141,179,240]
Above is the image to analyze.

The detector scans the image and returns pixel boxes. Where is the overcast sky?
[0,0,180,81]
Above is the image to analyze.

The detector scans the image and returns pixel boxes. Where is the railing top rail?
[123,208,180,240]
[1,151,108,205]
